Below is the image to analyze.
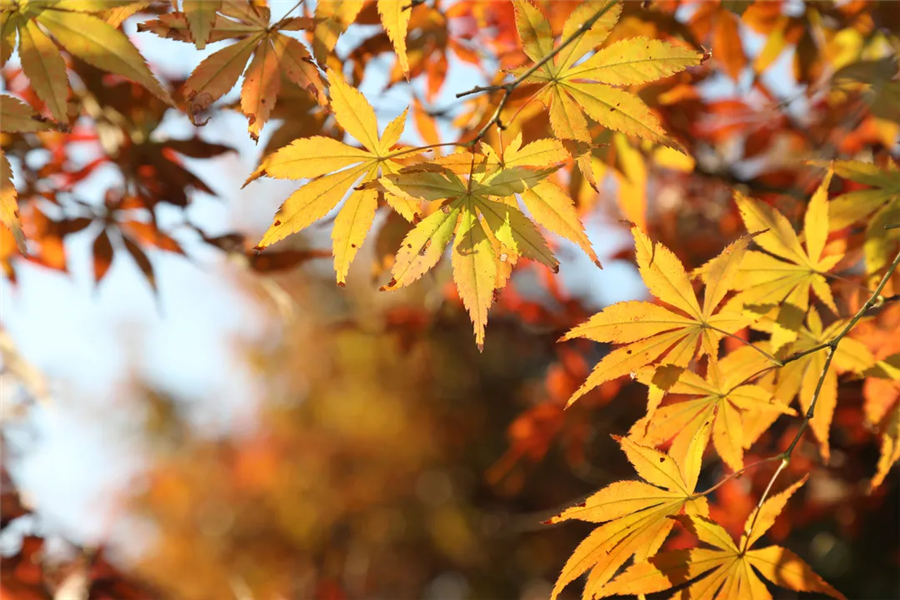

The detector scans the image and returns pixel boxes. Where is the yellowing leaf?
[0,151,25,253]
[765,308,876,462]
[372,142,566,346]
[729,188,843,351]
[740,475,807,549]
[520,181,600,266]
[142,4,323,132]
[513,0,553,64]
[804,168,833,266]
[632,350,795,471]
[826,160,900,230]
[502,134,570,168]
[477,198,558,271]
[613,133,647,229]
[383,201,462,290]
[871,402,900,490]
[550,422,712,600]
[251,70,420,283]
[556,1,621,72]
[1,95,55,133]
[35,8,173,105]
[183,0,220,50]
[377,0,410,76]
[562,81,671,147]
[241,34,281,142]
[605,478,845,600]
[562,228,753,406]
[565,36,704,86]
[6,1,175,120]
[514,0,703,160]
[332,185,378,285]
[257,164,371,250]
[18,19,69,122]
[247,137,373,184]
[313,0,365,66]
[823,160,900,274]
[184,33,262,120]
[453,205,497,351]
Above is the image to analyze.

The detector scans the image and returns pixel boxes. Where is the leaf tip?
[593,259,603,269]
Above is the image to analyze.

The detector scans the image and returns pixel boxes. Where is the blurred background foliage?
[1,0,899,599]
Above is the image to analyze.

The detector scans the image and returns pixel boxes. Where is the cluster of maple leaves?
[1,0,899,599]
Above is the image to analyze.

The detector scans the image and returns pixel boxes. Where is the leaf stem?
[706,325,782,366]
[696,455,783,498]
[385,141,465,160]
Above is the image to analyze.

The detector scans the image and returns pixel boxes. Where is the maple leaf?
[603,477,846,600]
[561,231,753,407]
[823,160,900,274]
[313,0,412,79]
[372,138,567,349]
[182,0,222,50]
[631,346,796,472]
[1,95,55,253]
[138,2,322,138]
[377,0,411,77]
[864,372,900,490]
[757,307,876,462]
[247,70,422,286]
[1,0,173,123]
[726,174,843,352]
[549,421,712,600]
[512,0,704,182]
[311,0,364,66]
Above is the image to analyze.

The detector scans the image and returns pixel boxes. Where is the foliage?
[1,1,899,599]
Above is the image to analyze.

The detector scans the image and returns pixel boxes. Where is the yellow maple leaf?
[603,476,846,600]
[0,95,56,253]
[562,231,753,407]
[631,346,796,472]
[247,70,422,285]
[377,0,411,77]
[312,0,365,66]
[757,307,876,463]
[373,139,568,349]
[549,421,712,600]
[511,0,703,182]
[726,173,843,351]
[823,160,900,274]
[861,353,900,489]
